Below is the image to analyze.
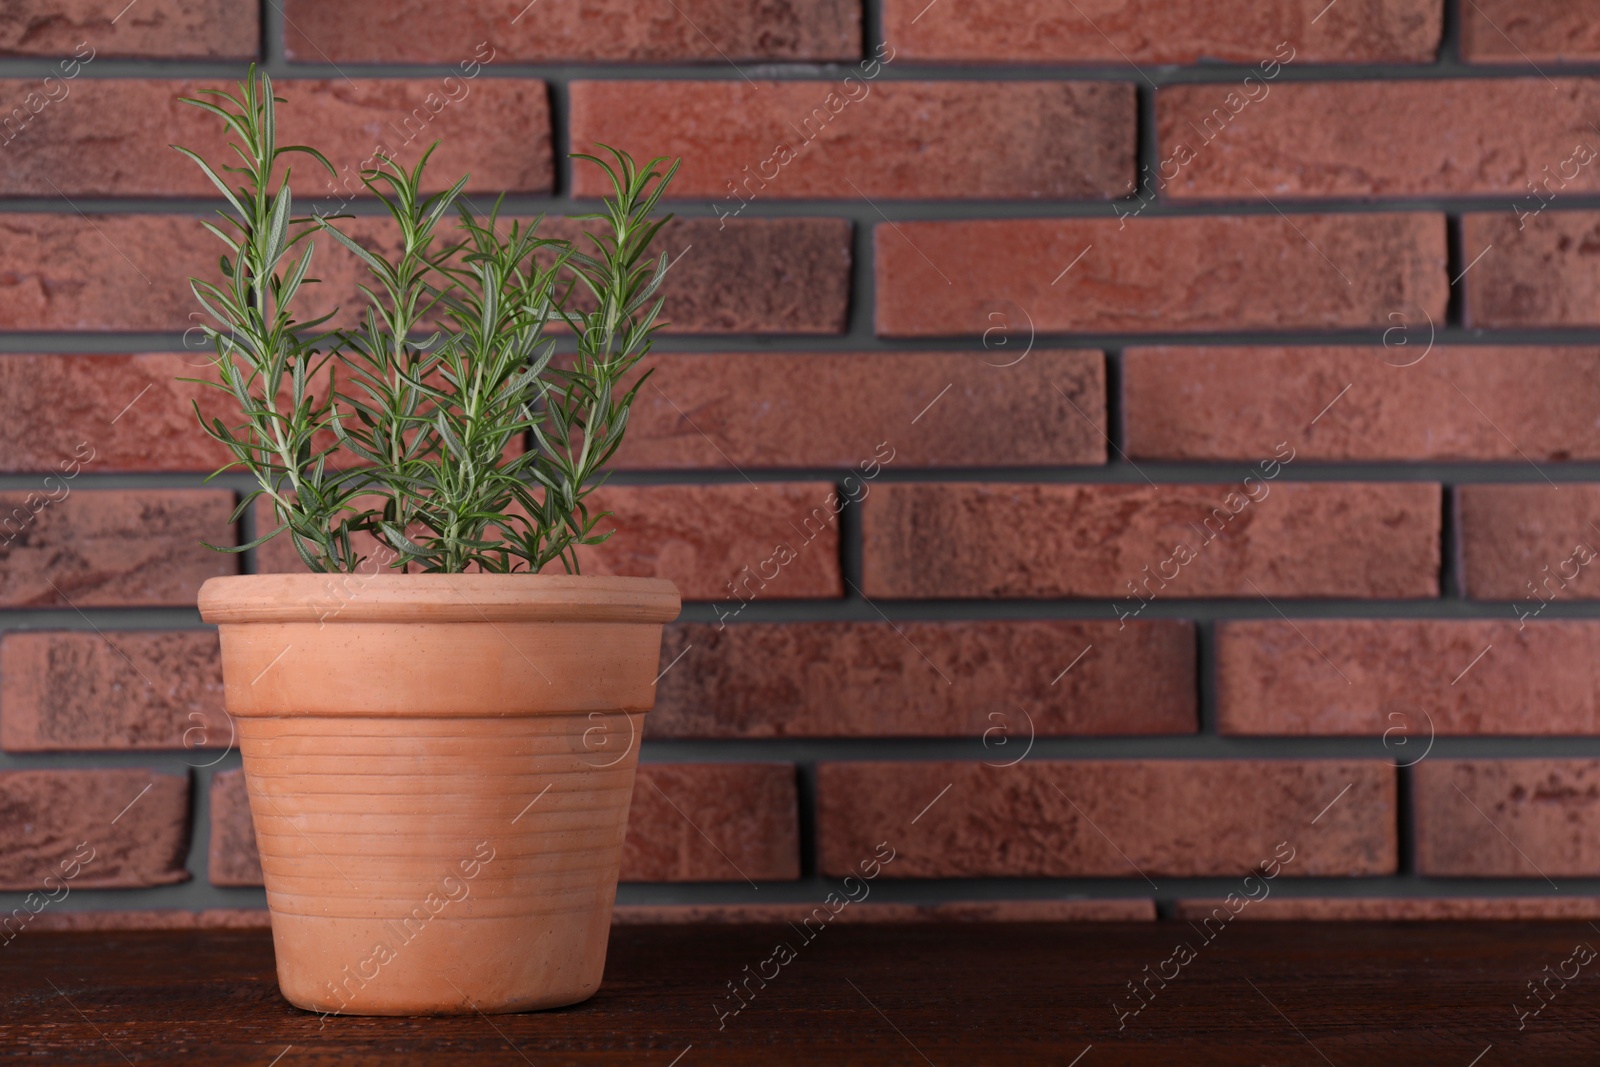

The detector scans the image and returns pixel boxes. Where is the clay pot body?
[198,573,680,1015]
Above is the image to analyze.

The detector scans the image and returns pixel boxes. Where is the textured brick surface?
[626,763,799,882]
[1416,760,1600,877]
[883,0,1440,63]
[1174,897,1600,921]
[0,1,256,58]
[618,351,1106,469]
[1217,621,1600,736]
[283,0,860,62]
[816,761,1395,878]
[1124,346,1600,462]
[1462,0,1600,62]
[649,620,1196,738]
[255,484,843,602]
[1158,80,1600,200]
[571,81,1134,200]
[0,215,850,335]
[861,482,1441,600]
[210,763,800,886]
[0,78,552,197]
[613,900,1156,924]
[0,770,190,889]
[1459,485,1600,601]
[0,215,210,332]
[206,769,258,888]
[874,215,1447,337]
[1464,212,1600,328]
[17,0,1600,924]
[578,484,843,601]
[0,489,236,608]
[0,630,226,752]
[555,217,852,335]
[0,354,230,472]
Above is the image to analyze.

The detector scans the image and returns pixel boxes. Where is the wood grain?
[2,922,1597,1063]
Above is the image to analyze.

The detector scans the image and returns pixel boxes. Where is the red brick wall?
[3,0,1600,928]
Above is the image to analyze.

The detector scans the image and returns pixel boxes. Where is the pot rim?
[198,573,681,625]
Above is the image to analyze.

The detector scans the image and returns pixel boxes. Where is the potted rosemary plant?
[179,71,680,1016]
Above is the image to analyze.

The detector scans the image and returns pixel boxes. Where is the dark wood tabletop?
[3,920,1600,1065]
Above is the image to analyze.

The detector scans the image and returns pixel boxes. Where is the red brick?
[18,908,270,932]
[0,215,201,332]
[0,78,551,197]
[649,620,1196,738]
[1459,485,1600,601]
[1464,211,1600,328]
[1415,760,1600,877]
[211,763,800,885]
[0,354,234,472]
[626,763,798,882]
[206,770,258,887]
[1158,80,1600,200]
[0,215,850,335]
[883,0,1439,63]
[571,81,1134,201]
[816,760,1395,878]
[579,484,842,601]
[861,482,1441,600]
[1175,897,1600,921]
[255,483,842,601]
[874,215,1447,337]
[617,351,1106,469]
[489,217,853,335]
[0,770,190,889]
[613,900,1155,924]
[597,217,851,334]
[1125,347,1600,462]
[1462,0,1600,62]
[0,357,1112,480]
[1217,621,1600,736]
[0,1,256,58]
[285,0,858,62]
[1,631,227,752]
[0,489,236,608]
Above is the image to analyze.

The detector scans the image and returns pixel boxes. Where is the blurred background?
[3,0,1600,930]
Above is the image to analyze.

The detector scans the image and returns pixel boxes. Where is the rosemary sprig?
[176,67,677,575]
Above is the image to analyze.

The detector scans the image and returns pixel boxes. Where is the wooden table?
[3,921,1599,1064]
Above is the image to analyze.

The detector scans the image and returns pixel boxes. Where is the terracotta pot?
[198,573,680,1016]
